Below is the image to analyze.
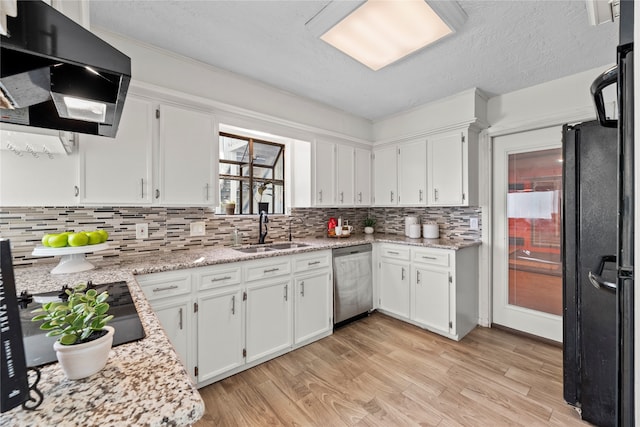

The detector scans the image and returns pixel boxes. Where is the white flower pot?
[364,227,374,234]
[54,326,114,380]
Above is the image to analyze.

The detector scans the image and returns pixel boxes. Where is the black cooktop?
[18,281,146,367]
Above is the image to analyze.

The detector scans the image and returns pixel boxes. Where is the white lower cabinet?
[377,244,479,341]
[196,287,243,383]
[245,278,292,363]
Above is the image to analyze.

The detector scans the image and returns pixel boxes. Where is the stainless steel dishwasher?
[332,244,373,327]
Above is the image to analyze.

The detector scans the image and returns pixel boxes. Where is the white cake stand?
[32,243,110,274]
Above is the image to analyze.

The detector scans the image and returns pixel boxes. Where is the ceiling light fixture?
[307,0,467,71]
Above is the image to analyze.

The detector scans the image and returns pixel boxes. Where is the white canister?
[405,216,419,237]
[423,223,439,239]
[409,224,421,239]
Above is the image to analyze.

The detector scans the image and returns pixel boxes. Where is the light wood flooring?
[195,313,589,426]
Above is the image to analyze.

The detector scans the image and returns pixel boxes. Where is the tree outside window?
[219,132,285,214]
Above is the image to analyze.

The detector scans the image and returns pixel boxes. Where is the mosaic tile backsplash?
[0,206,481,266]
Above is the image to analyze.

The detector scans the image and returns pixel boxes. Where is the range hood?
[0,0,131,138]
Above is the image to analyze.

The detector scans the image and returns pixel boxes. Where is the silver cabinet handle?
[340,191,344,203]
[153,285,178,293]
[417,270,421,284]
[178,307,183,330]
[284,284,288,301]
[205,183,210,200]
[231,295,236,315]
[308,261,321,266]
[264,268,280,273]
[155,189,160,199]
[401,267,406,280]
[358,192,362,203]
[422,256,437,260]
[74,185,79,197]
[211,276,232,282]
[388,251,400,255]
[318,190,323,202]
[301,281,305,297]
[419,189,423,202]
[141,178,144,199]
[434,188,439,201]
[390,191,394,202]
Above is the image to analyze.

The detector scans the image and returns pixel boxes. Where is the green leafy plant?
[363,217,376,227]
[31,283,113,346]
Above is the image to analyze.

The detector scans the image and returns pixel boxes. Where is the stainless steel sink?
[233,246,276,254]
[269,242,310,250]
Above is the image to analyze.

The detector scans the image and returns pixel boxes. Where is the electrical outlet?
[135,223,148,239]
[469,217,479,230]
[190,221,206,237]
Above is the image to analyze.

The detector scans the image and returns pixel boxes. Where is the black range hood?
[0,0,131,138]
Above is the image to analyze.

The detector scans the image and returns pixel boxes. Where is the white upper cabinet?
[80,96,153,205]
[373,145,398,206]
[354,148,371,206]
[158,104,216,206]
[427,127,478,207]
[336,144,354,205]
[313,141,335,206]
[398,139,427,205]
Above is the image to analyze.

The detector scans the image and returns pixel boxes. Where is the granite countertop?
[2,233,479,426]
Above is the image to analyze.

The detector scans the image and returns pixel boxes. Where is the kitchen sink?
[269,242,310,250]
[233,246,276,254]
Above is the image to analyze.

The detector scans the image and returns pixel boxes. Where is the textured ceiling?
[89,0,618,121]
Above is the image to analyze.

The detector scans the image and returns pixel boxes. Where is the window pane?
[219,163,241,176]
[253,167,272,179]
[241,181,251,214]
[253,142,281,166]
[220,135,249,163]
[274,153,284,181]
[219,178,242,208]
[272,184,284,214]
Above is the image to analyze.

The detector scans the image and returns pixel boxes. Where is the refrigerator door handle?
[588,255,618,292]
[590,65,618,128]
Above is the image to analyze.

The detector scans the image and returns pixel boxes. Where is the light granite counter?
[1,233,479,426]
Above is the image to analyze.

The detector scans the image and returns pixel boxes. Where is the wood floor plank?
[194,313,592,427]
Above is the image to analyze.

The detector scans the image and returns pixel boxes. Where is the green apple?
[41,234,53,247]
[48,234,68,248]
[96,229,109,243]
[86,231,102,245]
[68,232,89,247]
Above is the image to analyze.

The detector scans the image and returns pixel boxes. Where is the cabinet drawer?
[379,245,410,260]
[293,251,331,273]
[137,271,191,301]
[196,264,242,291]
[413,248,450,267]
[244,258,291,282]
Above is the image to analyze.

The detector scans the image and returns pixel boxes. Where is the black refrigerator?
[563,1,634,425]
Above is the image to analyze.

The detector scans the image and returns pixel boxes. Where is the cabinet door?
[159,104,215,206]
[0,143,78,207]
[373,146,397,206]
[336,145,354,206]
[245,279,292,363]
[428,130,466,206]
[197,288,243,383]
[314,141,335,206]
[354,148,371,206]
[80,96,153,204]
[413,266,450,333]
[294,271,332,344]
[398,139,427,205]
[153,299,193,381]
[378,260,410,318]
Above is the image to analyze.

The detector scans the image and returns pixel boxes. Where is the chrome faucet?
[258,211,269,244]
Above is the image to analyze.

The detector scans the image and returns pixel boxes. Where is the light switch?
[135,223,148,239]
[469,217,479,230]
[190,221,206,237]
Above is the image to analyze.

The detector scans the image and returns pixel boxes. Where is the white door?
[197,288,243,383]
[428,130,465,206]
[336,145,354,205]
[153,299,192,380]
[314,141,335,206]
[354,148,371,205]
[245,279,292,363]
[492,126,563,341]
[373,146,397,206]
[294,272,331,344]
[398,139,427,205]
[378,260,410,318]
[413,265,449,333]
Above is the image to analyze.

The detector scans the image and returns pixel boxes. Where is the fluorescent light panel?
[321,0,454,71]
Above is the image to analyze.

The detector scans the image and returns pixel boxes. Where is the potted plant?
[363,217,376,234]
[256,183,271,213]
[224,199,236,215]
[31,283,114,380]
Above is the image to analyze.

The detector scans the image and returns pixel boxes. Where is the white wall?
[94,29,373,145]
